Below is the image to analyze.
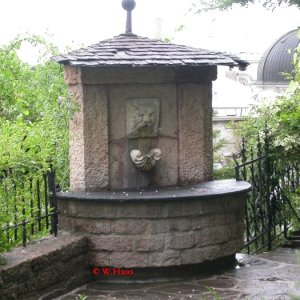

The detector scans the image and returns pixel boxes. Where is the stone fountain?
[53,0,251,280]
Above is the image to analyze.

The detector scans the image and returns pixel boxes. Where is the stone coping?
[57,179,251,202]
[0,231,87,269]
[0,231,91,300]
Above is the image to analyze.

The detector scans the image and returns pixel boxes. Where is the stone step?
[287,235,300,241]
[283,240,300,248]
[289,230,300,236]
[290,240,300,248]
[258,247,299,264]
[282,229,300,248]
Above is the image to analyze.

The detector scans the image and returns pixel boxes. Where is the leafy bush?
[213,161,236,180]
[231,39,300,232]
[232,40,300,163]
[213,126,236,180]
[0,35,75,187]
[0,35,75,253]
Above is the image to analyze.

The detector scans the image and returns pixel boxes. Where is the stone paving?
[56,248,300,300]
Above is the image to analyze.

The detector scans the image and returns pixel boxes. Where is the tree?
[231,42,300,232]
[0,35,75,187]
[232,41,300,163]
[0,35,76,253]
[190,0,300,12]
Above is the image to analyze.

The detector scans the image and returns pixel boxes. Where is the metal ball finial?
[122,0,136,35]
[122,0,136,12]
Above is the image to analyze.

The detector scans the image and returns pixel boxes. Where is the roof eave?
[52,58,248,70]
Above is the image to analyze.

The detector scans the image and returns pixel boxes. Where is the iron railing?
[234,130,300,254]
[0,170,58,250]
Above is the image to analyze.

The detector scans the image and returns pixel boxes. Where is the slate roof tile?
[52,34,248,70]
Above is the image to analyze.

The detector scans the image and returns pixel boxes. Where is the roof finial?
[122,0,136,35]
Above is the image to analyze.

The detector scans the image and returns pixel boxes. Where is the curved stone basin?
[57,179,251,280]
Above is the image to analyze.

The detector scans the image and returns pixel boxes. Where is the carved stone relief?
[126,98,160,139]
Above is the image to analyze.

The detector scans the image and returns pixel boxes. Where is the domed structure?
[257,29,299,85]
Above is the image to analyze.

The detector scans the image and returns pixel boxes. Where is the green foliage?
[213,127,236,180]
[290,191,300,229]
[213,161,236,179]
[0,34,73,188]
[0,257,6,265]
[232,41,300,233]
[232,43,300,163]
[213,129,227,163]
[0,35,75,253]
[190,0,300,12]
[76,295,88,300]
[204,286,222,300]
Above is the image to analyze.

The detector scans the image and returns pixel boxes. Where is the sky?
[1,0,300,63]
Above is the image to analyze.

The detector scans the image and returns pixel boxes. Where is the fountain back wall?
[66,65,215,191]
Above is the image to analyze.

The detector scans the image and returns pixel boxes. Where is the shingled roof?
[52,34,248,71]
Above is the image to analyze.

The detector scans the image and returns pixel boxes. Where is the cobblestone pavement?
[57,248,300,300]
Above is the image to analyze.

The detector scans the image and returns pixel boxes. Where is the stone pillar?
[66,67,109,192]
[178,83,213,184]
[69,84,85,191]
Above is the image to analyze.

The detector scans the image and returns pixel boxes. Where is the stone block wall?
[58,187,246,269]
[0,181,249,297]
[0,233,91,300]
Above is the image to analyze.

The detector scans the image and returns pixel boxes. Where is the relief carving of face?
[131,106,155,137]
[126,98,160,139]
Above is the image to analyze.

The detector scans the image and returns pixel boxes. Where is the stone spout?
[130,148,161,172]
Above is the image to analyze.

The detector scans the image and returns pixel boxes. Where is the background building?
[213,28,299,167]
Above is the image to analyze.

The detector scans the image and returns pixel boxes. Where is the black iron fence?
[0,169,58,251]
[234,130,300,254]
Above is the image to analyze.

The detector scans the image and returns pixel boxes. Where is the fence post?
[264,127,272,251]
[22,196,27,247]
[233,152,240,181]
[233,139,251,253]
[47,170,58,237]
[241,138,247,181]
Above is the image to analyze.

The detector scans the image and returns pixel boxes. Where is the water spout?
[130,148,161,172]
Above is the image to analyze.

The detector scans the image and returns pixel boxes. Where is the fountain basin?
[57,179,250,276]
